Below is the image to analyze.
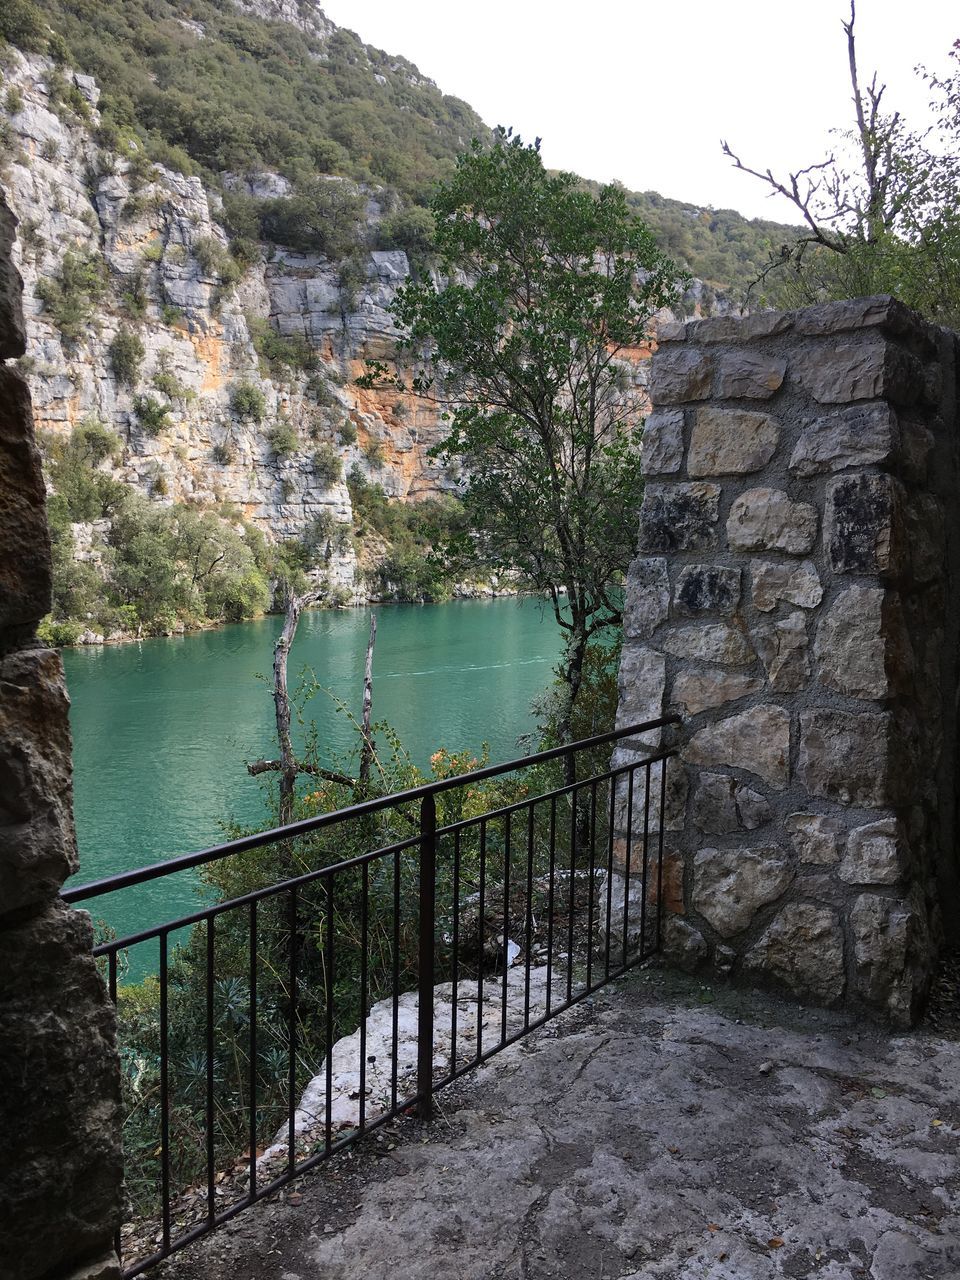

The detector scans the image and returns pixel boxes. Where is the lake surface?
[63,598,563,953]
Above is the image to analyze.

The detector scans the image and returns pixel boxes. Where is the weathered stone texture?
[662,623,755,667]
[826,472,903,576]
[0,902,123,1279]
[0,647,78,911]
[674,564,741,616]
[789,403,896,476]
[622,558,669,640]
[752,610,810,692]
[692,847,793,938]
[727,488,818,554]
[671,668,764,716]
[637,483,720,552]
[0,197,26,359]
[0,367,51,633]
[687,407,779,476]
[640,409,684,474]
[751,560,822,612]
[620,296,954,1025]
[744,904,846,1005]
[714,351,786,399]
[797,709,892,806]
[684,705,790,788]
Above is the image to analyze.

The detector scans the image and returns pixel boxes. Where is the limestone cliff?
[0,47,457,604]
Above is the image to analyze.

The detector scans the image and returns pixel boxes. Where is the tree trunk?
[358,613,377,793]
[557,622,589,789]
[273,588,321,826]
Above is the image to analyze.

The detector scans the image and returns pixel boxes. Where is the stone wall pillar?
[0,196,123,1277]
[615,297,960,1026]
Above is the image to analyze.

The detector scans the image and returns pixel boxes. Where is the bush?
[311,443,342,487]
[42,419,124,523]
[36,250,107,342]
[338,418,357,445]
[267,422,299,458]
[246,315,318,377]
[133,394,172,436]
[152,360,193,401]
[37,616,84,646]
[211,440,234,466]
[230,380,266,422]
[362,435,385,466]
[193,235,241,286]
[0,0,49,53]
[377,205,435,256]
[5,86,24,114]
[109,326,145,387]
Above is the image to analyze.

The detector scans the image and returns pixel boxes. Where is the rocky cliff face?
[0,47,457,600]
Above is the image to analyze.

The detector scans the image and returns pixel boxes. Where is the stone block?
[692,847,793,937]
[0,901,122,1279]
[850,891,928,1026]
[751,560,822,612]
[792,295,910,337]
[797,708,893,806]
[649,345,712,403]
[0,647,78,912]
[784,813,843,865]
[788,403,897,476]
[671,668,764,716]
[660,916,708,971]
[744,904,845,1005]
[727,488,818,555]
[0,367,51,631]
[662,623,755,666]
[690,312,794,343]
[622,557,669,640]
[683,704,790,788]
[752,610,810,692]
[792,338,923,405]
[688,407,780,476]
[656,320,687,342]
[612,751,687,834]
[905,493,944,585]
[615,646,665,736]
[814,586,911,700]
[692,772,772,834]
[640,409,684,474]
[826,472,904,577]
[0,196,26,359]
[714,351,786,399]
[674,564,741,616]
[637,483,720,552]
[839,817,904,885]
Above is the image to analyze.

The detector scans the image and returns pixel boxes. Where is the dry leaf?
[767,1238,784,1249]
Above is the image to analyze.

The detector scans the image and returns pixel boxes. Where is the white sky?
[318,0,957,224]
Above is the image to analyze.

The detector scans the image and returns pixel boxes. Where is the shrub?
[338,418,357,445]
[0,0,49,54]
[267,422,298,458]
[5,86,23,114]
[152,361,193,401]
[230,380,266,422]
[193,235,241,286]
[246,315,318,376]
[311,443,342,487]
[362,435,385,466]
[211,440,234,466]
[160,303,184,327]
[377,205,435,256]
[120,269,149,319]
[141,238,163,264]
[133,394,172,436]
[37,617,84,647]
[109,326,145,387]
[36,250,107,342]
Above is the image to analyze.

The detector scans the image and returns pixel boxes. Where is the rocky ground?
[155,964,960,1280]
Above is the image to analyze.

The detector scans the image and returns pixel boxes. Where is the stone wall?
[0,194,123,1277]
[615,296,960,1027]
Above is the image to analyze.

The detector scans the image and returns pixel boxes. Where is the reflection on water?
[63,598,563,950]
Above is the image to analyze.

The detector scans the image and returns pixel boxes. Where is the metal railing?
[62,716,680,1276]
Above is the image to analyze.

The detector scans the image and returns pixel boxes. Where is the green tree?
[363,132,679,761]
[723,3,960,325]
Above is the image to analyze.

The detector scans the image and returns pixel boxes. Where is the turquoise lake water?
[62,598,564,950]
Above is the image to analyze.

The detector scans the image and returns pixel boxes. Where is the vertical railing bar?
[566,782,578,1005]
[621,769,636,969]
[476,818,486,1065]
[586,779,598,992]
[287,886,298,1176]
[359,861,369,1133]
[523,801,534,1031]
[546,794,557,1015]
[391,849,400,1113]
[324,876,335,1155]
[159,932,171,1251]
[501,811,512,1045]
[248,900,258,1199]
[205,918,215,1223]
[450,826,460,1077]
[108,949,121,1264]
[638,761,652,962]
[417,793,437,1118]
[604,775,616,981]
[656,756,668,956]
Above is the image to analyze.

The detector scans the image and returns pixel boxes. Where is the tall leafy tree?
[362,131,680,761]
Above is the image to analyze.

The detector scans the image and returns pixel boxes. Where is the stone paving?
[158,968,960,1280]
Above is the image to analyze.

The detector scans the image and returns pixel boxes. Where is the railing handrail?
[62,715,680,904]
